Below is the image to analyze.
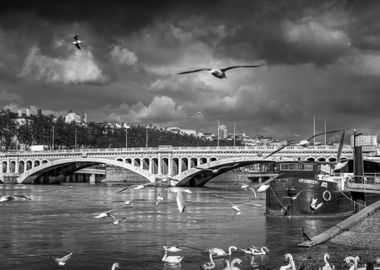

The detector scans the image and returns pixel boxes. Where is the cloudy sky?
[1,0,380,139]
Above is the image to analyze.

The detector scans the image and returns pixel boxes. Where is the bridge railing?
[0,145,350,156]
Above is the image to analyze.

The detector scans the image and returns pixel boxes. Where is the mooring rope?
[337,188,366,207]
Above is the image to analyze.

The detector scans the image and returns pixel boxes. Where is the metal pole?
[145,125,148,147]
[125,128,128,148]
[233,122,236,147]
[217,119,220,147]
[324,120,326,146]
[313,116,316,146]
[52,125,55,150]
[74,126,77,150]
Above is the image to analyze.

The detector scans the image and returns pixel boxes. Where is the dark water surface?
[0,175,376,270]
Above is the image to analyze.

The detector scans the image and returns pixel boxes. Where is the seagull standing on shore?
[301,227,312,241]
[177,64,265,79]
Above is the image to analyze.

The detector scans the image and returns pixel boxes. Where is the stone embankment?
[298,200,380,249]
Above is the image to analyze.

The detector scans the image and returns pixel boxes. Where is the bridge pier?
[89,174,96,185]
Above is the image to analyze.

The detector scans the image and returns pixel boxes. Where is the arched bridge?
[0,145,355,186]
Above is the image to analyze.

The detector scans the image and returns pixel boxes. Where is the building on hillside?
[180,129,197,137]
[203,132,216,141]
[15,108,32,126]
[166,127,181,134]
[65,111,87,126]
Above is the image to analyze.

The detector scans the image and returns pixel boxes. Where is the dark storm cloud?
[0,0,220,33]
[2,0,380,138]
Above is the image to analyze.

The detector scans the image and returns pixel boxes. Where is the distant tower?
[219,124,228,139]
[37,109,42,116]
[17,109,23,118]
[26,108,31,117]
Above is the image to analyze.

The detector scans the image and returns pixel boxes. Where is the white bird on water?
[250,246,269,255]
[280,253,296,270]
[320,253,335,270]
[168,187,192,213]
[162,246,184,264]
[177,64,265,79]
[201,250,216,270]
[223,258,242,270]
[72,34,83,50]
[54,252,73,266]
[163,246,182,252]
[111,262,120,270]
[0,194,31,202]
[209,246,238,257]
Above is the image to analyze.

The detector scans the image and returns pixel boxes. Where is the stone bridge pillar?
[148,159,153,174]
[6,160,10,174]
[158,155,162,175]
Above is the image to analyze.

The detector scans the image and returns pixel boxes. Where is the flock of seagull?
[71,34,266,79]
[1,128,377,269]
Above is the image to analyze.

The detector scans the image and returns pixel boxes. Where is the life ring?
[322,190,332,202]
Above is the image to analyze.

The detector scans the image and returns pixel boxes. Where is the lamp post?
[217,119,220,147]
[145,125,148,148]
[125,125,130,148]
[52,125,55,150]
[74,125,77,150]
[233,122,236,147]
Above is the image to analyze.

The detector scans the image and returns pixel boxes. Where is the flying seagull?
[72,34,83,50]
[263,129,345,159]
[53,252,73,266]
[168,187,192,213]
[177,64,265,79]
[195,163,239,174]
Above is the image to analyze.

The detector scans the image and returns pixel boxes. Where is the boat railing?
[345,173,380,193]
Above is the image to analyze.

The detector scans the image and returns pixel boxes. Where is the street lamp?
[217,119,220,147]
[233,122,236,147]
[145,125,149,147]
[125,124,130,148]
[74,125,77,150]
[52,125,55,150]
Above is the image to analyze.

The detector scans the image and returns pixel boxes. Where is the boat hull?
[265,177,354,217]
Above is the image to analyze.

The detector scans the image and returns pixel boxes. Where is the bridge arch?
[18,157,154,184]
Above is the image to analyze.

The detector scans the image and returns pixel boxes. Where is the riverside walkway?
[298,200,380,248]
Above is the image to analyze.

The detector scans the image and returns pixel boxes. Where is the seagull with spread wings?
[168,187,192,213]
[116,182,155,193]
[53,252,73,266]
[177,64,265,79]
[263,129,345,159]
[195,163,239,174]
[72,34,83,50]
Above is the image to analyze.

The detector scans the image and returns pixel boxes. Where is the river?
[0,174,377,269]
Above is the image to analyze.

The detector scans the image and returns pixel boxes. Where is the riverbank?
[331,209,380,249]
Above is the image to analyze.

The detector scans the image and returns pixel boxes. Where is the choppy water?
[0,174,377,270]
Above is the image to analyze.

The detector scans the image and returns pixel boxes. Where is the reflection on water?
[0,174,375,270]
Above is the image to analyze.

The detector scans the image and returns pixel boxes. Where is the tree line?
[0,110,241,151]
